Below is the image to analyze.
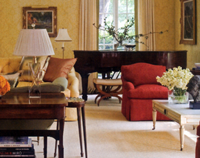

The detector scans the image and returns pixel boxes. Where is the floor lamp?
[55,28,72,59]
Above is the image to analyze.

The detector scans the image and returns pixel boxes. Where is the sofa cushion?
[121,63,166,86]
[43,57,77,82]
[0,58,21,74]
[52,77,68,90]
[127,84,168,99]
[11,77,68,93]
[11,84,64,93]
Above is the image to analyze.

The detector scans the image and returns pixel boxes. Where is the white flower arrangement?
[156,66,193,91]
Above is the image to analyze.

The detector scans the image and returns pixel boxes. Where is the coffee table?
[0,92,66,158]
[152,100,200,151]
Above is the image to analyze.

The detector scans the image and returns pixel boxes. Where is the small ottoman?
[93,78,122,106]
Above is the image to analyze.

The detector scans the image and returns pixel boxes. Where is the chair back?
[121,62,166,86]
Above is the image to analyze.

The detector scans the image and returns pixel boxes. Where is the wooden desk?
[0,93,66,158]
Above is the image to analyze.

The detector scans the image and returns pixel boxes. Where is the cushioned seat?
[121,62,170,121]
[128,84,169,99]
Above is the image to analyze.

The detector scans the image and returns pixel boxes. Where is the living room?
[0,0,199,158]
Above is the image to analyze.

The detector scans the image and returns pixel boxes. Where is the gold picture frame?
[180,0,196,45]
[23,7,57,37]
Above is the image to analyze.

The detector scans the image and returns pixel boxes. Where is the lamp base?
[29,85,41,98]
[28,62,42,98]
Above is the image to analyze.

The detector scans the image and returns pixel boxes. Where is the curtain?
[78,0,98,93]
[137,0,156,51]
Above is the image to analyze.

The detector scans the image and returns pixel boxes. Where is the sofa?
[0,56,80,121]
[121,62,170,121]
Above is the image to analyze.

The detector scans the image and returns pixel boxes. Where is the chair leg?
[37,136,39,145]
[97,95,111,106]
[94,94,101,103]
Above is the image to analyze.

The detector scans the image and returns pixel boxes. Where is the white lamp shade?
[13,29,55,56]
[55,29,72,42]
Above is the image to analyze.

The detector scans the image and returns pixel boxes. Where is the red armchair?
[121,62,170,121]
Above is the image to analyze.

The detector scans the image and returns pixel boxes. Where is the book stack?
[0,137,35,157]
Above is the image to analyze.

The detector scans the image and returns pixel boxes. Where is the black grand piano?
[74,50,187,101]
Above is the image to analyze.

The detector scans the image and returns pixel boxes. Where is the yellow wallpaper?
[175,0,200,69]
[154,0,175,51]
[0,0,79,59]
[1,0,199,69]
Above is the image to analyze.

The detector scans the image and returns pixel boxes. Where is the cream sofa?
[0,56,80,121]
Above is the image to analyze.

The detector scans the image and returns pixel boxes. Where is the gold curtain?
[136,0,156,51]
[78,0,98,94]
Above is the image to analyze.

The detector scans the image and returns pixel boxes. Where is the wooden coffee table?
[0,92,66,158]
[152,100,200,151]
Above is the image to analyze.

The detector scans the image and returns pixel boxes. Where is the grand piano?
[74,50,187,101]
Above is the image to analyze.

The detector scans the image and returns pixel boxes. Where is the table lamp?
[13,29,55,98]
[55,28,72,59]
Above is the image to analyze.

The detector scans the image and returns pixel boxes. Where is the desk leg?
[54,122,59,157]
[44,136,47,158]
[77,107,84,157]
[180,125,185,151]
[58,119,64,158]
[82,106,88,158]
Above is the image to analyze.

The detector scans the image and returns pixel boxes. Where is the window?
[99,0,135,50]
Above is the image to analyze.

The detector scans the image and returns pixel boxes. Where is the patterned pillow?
[18,56,50,82]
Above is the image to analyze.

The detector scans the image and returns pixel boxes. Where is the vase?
[168,89,189,104]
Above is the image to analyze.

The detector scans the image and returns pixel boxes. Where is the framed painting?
[23,7,57,37]
[180,0,196,45]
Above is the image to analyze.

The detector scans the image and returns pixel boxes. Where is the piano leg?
[81,73,89,101]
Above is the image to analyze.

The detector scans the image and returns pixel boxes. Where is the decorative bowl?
[195,63,200,69]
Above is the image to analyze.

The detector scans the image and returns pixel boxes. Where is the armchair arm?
[123,81,135,91]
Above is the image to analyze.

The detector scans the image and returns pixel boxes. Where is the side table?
[54,98,88,158]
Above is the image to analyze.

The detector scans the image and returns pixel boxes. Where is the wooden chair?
[93,78,122,106]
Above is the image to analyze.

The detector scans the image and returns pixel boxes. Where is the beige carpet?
[33,95,196,158]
